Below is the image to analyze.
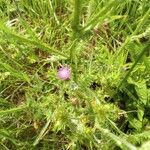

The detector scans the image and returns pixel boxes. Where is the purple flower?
[57,66,71,80]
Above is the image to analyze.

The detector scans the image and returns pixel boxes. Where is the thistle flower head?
[57,66,71,80]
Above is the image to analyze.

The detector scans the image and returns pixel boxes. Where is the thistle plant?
[0,0,150,150]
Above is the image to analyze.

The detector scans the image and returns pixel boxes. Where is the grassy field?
[0,0,150,149]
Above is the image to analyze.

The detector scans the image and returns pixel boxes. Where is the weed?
[0,0,150,149]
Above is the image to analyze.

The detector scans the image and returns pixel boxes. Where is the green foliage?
[0,0,150,149]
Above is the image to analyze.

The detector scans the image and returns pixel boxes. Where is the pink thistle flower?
[57,66,71,80]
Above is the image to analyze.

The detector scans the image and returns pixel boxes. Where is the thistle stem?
[70,0,81,83]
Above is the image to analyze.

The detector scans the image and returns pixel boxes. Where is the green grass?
[0,0,150,149]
